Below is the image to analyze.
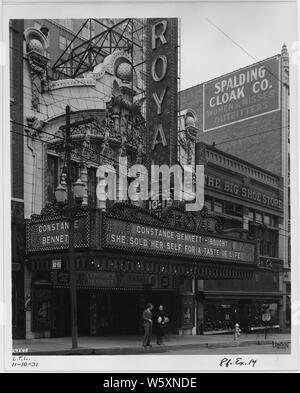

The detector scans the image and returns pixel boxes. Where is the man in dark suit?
[142,303,154,347]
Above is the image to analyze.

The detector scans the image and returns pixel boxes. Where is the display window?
[203,300,279,333]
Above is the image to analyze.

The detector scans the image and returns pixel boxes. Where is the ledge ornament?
[24,27,50,110]
[25,116,47,138]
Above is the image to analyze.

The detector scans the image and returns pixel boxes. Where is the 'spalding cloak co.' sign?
[146,18,178,166]
[203,56,281,132]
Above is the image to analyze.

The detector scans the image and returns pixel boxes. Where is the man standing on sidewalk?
[156,305,168,345]
[142,303,154,348]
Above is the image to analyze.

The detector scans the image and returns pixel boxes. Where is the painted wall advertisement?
[203,56,280,132]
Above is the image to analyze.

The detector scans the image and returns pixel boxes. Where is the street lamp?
[55,179,85,204]
[55,183,67,205]
[73,178,85,204]
[55,177,85,349]
[52,105,88,349]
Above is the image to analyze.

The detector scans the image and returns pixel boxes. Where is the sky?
[179,1,297,90]
[3,1,297,91]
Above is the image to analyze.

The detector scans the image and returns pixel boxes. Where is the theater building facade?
[14,18,285,338]
[24,135,284,337]
[25,201,259,337]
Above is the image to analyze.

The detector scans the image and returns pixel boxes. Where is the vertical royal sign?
[146,18,179,167]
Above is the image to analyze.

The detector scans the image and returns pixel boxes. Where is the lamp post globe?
[55,183,67,205]
[73,178,85,204]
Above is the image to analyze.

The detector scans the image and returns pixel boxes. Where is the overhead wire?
[10,19,291,204]
[11,124,293,238]
[10,118,292,204]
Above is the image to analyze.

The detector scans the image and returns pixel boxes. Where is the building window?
[70,161,79,182]
[259,241,264,255]
[235,204,243,217]
[59,36,73,52]
[65,20,73,30]
[264,214,271,226]
[272,215,279,227]
[259,229,279,257]
[66,39,73,54]
[248,209,254,221]
[255,212,262,223]
[81,20,95,40]
[265,241,271,256]
[63,61,71,75]
[59,36,73,75]
[47,155,58,203]
[56,19,73,30]
[224,202,235,216]
[204,198,212,211]
[88,167,97,207]
[224,202,243,217]
[59,35,67,50]
[213,200,223,213]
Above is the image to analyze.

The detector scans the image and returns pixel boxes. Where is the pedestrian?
[142,303,153,348]
[156,305,168,345]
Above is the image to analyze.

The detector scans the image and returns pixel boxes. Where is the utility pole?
[65,105,78,349]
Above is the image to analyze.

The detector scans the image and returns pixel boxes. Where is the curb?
[13,339,291,356]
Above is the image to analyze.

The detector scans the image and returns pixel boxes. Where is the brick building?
[180,47,291,329]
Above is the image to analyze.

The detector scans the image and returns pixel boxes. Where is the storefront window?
[203,301,279,333]
[203,302,238,332]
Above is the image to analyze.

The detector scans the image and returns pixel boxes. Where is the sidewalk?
[13,333,291,355]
